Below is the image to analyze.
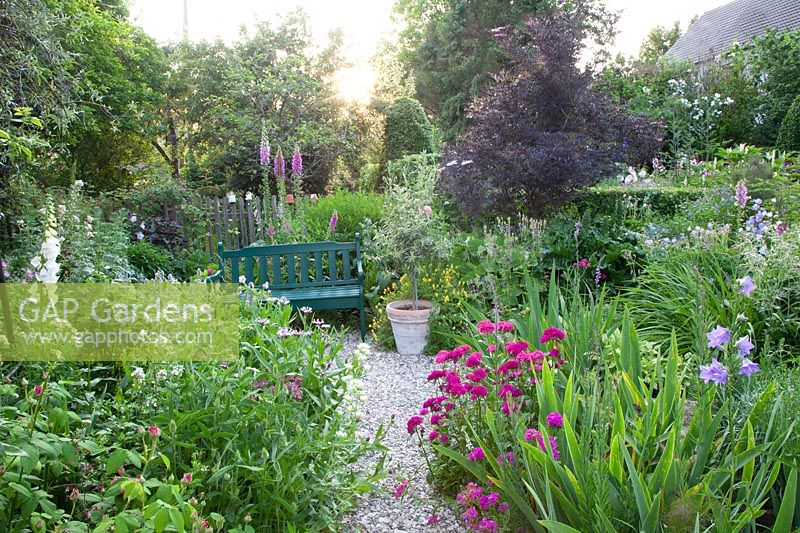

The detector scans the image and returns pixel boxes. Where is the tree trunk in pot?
[386,299,432,355]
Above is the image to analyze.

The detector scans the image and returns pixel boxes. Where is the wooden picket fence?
[197,195,282,255]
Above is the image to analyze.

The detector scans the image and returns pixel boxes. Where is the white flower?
[299,306,312,313]
[245,191,253,201]
[278,296,290,305]
[136,231,144,241]
[446,160,458,167]
[156,369,168,380]
[460,160,474,166]
[74,180,84,188]
[86,215,94,223]
[238,275,247,284]
[131,367,146,381]
[170,365,184,377]
[227,192,236,204]
[130,214,137,223]
[262,281,269,290]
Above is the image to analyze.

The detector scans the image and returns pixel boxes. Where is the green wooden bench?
[206,235,366,339]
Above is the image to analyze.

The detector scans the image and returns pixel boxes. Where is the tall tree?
[440,1,661,218]
[394,0,548,140]
[638,21,682,64]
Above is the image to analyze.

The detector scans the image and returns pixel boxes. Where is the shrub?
[439,6,663,218]
[777,93,800,151]
[305,190,383,242]
[381,97,435,172]
[126,240,174,278]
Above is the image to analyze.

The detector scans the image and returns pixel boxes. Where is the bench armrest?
[204,270,222,283]
[205,242,226,283]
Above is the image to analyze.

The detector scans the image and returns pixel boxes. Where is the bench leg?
[359,303,366,341]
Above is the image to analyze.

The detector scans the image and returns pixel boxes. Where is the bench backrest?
[216,235,361,289]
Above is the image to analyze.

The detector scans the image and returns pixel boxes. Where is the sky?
[129,0,731,102]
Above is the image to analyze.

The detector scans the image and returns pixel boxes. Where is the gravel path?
[341,334,462,532]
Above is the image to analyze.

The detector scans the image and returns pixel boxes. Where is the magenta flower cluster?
[456,482,509,532]
[409,323,569,531]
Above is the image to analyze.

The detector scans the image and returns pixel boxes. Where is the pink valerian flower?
[430,413,447,426]
[428,430,439,441]
[427,514,440,525]
[540,327,565,344]
[486,344,497,352]
[776,223,788,235]
[291,146,303,176]
[497,358,519,375]
[478,517,498,531]
[438,433,449,443]
[394,479,409,499]
[469,385,488,400]
[148,426,161,438]
[496,451,515,466]
[435,350,451,364]
[517,350,544,363]
[462,507,479,521]
[427,369,447,381]
[497,383,522,398]
[504,340,529,356]
[574,258,591,268]
[467,447,486,461]
[422,396,448,409]
[477,320,495,334]
[419,408,429,415]
[497,502,509,512]
[524,428,560,460]
[478,492,500,510]
[450,345,472,360]
[465,352,483,367]
[501,401,519,416]
[496,321,514,332]
[444,402,456,411]
[466,367,488,382]
[407,416,424,434]
[456,483,484,505]
[265,226,276,238]
[547,412,564,428]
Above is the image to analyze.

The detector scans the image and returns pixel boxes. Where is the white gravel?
[340,334,462,532]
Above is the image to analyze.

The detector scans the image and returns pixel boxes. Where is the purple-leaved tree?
[440,1,664,218]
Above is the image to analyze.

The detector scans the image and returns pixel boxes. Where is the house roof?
[667,0,800,64]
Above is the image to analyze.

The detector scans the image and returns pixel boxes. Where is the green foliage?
[393,0,548,139]
[304,190,383,242]
[573,185,703,219]
[777,94,800,151]
[127,241,174,279]
[637,21,682,64]
[373,155,451,306]
[0,296,384,531]
[381,97,435,171]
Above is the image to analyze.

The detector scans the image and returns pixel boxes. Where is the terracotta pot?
[285,194,295,204]
[386,300,432,355]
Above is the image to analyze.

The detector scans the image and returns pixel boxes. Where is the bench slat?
[272,254,281,286]
[328,249,337,281]
[244,256,254,283]
[343,250,351,280]
[314,250,323,282]
[259,257,268,286]
[300,254,309,283]
[287,253,296,287]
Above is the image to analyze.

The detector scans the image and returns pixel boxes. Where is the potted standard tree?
[375,156,450,355]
